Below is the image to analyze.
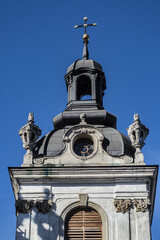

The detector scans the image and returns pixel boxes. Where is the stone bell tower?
[9,18,158,240]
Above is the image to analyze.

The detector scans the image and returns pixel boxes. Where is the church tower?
[9,18,158,240]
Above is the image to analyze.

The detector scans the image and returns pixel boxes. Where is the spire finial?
[74,17,97,60]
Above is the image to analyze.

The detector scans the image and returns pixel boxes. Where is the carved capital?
[15,200,34,215]
[133,198,151,212]
[36,200,53,214]
[114,199,131,213]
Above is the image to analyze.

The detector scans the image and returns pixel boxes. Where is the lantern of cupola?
[65,18,106,111]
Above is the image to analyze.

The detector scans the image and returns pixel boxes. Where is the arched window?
[77,76,92,100]
[65,207,102,240]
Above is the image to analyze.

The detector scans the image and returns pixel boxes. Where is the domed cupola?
[19,18,148,165]
[64,18,106,111]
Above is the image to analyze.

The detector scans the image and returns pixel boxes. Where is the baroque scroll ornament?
[121,155,133,164]
[33,157,46,165]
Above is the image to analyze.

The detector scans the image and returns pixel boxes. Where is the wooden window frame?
[59,201,108,240]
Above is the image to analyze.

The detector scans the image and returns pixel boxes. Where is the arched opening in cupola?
[77,76,92,100]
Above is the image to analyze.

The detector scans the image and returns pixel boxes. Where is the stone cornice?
[8,166,158,189]
[8,165,158,179]
[9,165,158,223]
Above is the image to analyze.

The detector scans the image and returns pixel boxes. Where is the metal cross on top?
[74,17,97,34]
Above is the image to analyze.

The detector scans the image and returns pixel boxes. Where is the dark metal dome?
[33,126,135,158]
[67,59,103,74]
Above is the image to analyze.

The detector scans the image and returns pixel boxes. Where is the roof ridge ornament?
[74,17,97,60]
[127,113,149,163]
[80,113,87,124]
[28,112,34,123]
[19,113,41,165]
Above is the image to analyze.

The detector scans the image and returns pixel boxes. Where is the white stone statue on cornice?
[127,113,149,163]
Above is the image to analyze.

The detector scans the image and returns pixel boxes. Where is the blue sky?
[0,0,160,239]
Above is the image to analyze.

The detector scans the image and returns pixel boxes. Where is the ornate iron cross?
[74,17,97,34]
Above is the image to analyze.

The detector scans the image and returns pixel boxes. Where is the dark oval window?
[73,138,94,157]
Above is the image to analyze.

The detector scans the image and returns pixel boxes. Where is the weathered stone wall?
[15,175,152,240]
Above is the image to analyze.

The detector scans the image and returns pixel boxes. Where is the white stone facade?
[9,165,157,240]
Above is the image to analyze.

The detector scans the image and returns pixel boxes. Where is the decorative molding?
[63,136,70,143]
[121,155,134,164]
[65,75,73,87]
[133,198,151,212]
[73,128,95,134]
[63,124,104,161]
[33,157,46,165]
[15,200,34,215]
[9,172,19,200]
[99,135,104,142]
[114,199,132,213]
[79,194,88,206]
[36,200,53,214]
